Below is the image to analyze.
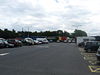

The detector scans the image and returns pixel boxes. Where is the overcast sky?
[0,0,100,36]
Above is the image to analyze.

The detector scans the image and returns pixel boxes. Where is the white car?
[24,38,34,45]
[34,40,42,45]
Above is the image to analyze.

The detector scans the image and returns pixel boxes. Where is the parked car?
[34,40,42,45]
[67,39,71,43]
[0,38,14,48]
[78,42,85,47]
[42,38,49,44]
[84,41,100,52]
[23,38,34,45]
[36,38,49,44]
[3,40,14,48]
[96,47,100,61]
[7,39,22,47]
[71,39,76,43]
[49,40,53,43]
[57,40,60,43]
[0,39,5,48]
[64,40,67,43]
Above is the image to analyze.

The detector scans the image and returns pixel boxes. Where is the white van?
[36,38,49,44]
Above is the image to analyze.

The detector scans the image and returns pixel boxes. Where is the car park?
[84,41,99,52]
[96,47,100,61]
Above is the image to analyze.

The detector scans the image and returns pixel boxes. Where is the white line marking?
[0,53,9,56]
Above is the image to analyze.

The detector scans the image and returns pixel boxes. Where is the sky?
[0,0,100,36]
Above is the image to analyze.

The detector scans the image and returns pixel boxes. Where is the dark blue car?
[84,41,100,52]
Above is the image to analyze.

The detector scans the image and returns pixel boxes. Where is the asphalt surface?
[0,43,99,75]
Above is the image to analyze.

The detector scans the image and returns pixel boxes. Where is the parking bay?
[79,48,100,73]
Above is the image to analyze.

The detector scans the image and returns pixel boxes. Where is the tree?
[0,28,87,39]
[57,30,63,36]
[71,29,87,37]
[0,29,3,38]
[63,31,70,37]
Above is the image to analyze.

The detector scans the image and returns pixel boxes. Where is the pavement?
[0,43,99,75]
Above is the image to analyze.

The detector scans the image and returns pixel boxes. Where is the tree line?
[0,29,87,39]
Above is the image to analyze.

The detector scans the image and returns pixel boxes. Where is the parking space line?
[89,66,100,73]
[0,53,9,56]
[79,48,100,73]
[89,66,95,72]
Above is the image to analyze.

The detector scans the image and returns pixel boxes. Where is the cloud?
[0,0,100,36]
